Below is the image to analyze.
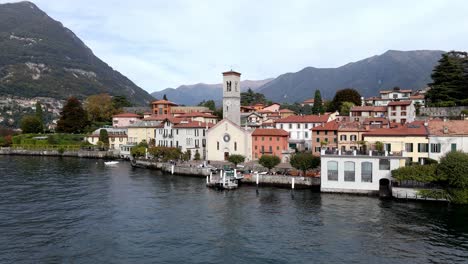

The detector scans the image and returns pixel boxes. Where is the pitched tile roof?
[303,98,315,103]
[151,99,178,106]
[427,120,468,136]
[113,113,141,118]
[276,114,329,123]
[279,109,295,113]
[175,112,218,118]
[363,121,428,137]
[388,101,412,106]
[173,121,215,128]
[252,128,289,136]
[350,106,387,112]
[312,121,340,131]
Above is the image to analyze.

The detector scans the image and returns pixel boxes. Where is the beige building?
[337,122,367,152]
[363,121,429,165]
[127,120,161,145]
[206,119,253,161]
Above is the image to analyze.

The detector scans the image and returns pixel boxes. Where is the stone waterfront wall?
[0,148,117,159]
[132,159,211,177]
[242,174,320,188]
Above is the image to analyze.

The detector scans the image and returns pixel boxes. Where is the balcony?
[322,149,404,157]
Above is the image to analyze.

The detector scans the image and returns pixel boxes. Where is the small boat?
[104,161,119,166]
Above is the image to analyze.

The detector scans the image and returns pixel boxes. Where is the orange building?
[151,99,178,115]
[252,128,289,160]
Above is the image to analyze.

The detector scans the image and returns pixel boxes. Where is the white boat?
[104,161,119,166]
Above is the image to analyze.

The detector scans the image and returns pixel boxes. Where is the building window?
[350,135,357,141]
[277,137,280,141]
[255,137,258,141]
[405,143,413,152]
[316,131,320,135]
[401,112,407,116]
[269,137,272,141]
[379,159,390,170]
[430,143,441,153]
[316,138,320,142]
[325,131,328,135]
[217,141,219,150]
[401,106,406,111]
[305,132,308,138]
[289,124,292,129]
[333,138,337,143]
[315,147,321,152]
[340,135,347,141]
[277,146,279,150]
[361,162,372,182]
[305,124,308,129]
[334,131,337,135]
[451,143,457,152]
[327,161,338,181]
[344,161,355,182]
[418,143,429,153]
[261,146,264,153]
[297,124,300,129]
[280,124,284,129]
[255,145,257,150]
[234,142,237,151]
[384,143,391,152]
[269,146,272,152]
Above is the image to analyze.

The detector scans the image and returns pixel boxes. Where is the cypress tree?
[56,97,89,133]
[311,90,325,114]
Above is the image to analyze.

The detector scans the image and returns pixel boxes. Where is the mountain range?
[151,79,273,105]
[0,1,154,106]
[156,50,444,105]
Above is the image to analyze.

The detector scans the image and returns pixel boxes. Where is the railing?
[322,149,403,157]
[11,144,81,151]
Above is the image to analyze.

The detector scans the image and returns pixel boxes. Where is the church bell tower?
[222,70,241,126]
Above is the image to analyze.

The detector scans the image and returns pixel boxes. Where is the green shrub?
[392,164,439,182]
[259,155,281,172]
[228,154,245,167]
[448,189,468,204]
[437,151,468,189]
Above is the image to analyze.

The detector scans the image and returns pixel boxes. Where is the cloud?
[1,0,468,93]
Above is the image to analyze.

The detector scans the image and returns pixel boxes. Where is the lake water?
[0,156,467,264]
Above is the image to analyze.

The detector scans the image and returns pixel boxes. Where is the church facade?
[206,71,252,161]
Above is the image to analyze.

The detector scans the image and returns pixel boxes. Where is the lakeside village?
[2,62,468,203]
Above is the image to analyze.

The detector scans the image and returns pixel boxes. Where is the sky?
[2,0,468,93]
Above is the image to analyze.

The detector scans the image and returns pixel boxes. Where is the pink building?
[112,113,141,128]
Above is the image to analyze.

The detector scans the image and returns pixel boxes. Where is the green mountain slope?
[0,1,154,106]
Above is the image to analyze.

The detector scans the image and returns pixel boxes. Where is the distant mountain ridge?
[256,50,444,103]
[151,79,273,105]
[0,1,154,106]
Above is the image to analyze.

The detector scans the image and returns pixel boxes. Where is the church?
[206,71,253,161]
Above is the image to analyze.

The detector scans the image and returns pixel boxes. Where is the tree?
[20,115,43,133]
[330,88,362,112]
[228,154,245,167]
[241,88,268,106]
[112,95,132,110]
[311,90,325,114]
[35,101,44,132]
[259,155,281,173]
[426,51,468,106]
[339,102,355,116]
[99,129,109,148]
[437,151,468,189]
[163,94,168,100]
[56,97,89,133]
[375,141,384,152]
[85,94,116,124]
[289,153,320,176]
[198,100,216,112]
[194,150,201,160]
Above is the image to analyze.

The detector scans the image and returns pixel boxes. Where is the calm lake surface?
[0,156,467,264]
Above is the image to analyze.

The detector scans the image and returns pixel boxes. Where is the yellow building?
[363,121,429,165]
[337,122,367,152]
[127,120,161,145]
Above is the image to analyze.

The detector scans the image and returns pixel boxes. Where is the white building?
[320,149,406,194]
[427,120,468,161]
[173,121,213,159]
[275,114,333,151]
[387,101,416,124]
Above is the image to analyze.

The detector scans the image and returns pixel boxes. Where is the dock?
[206,169,242,190]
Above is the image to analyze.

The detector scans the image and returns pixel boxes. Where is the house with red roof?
[252,128,291,162]
[112,113,142,128]
[151,99,178,115]
[427,120,468,161]
[387,100,416,124]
